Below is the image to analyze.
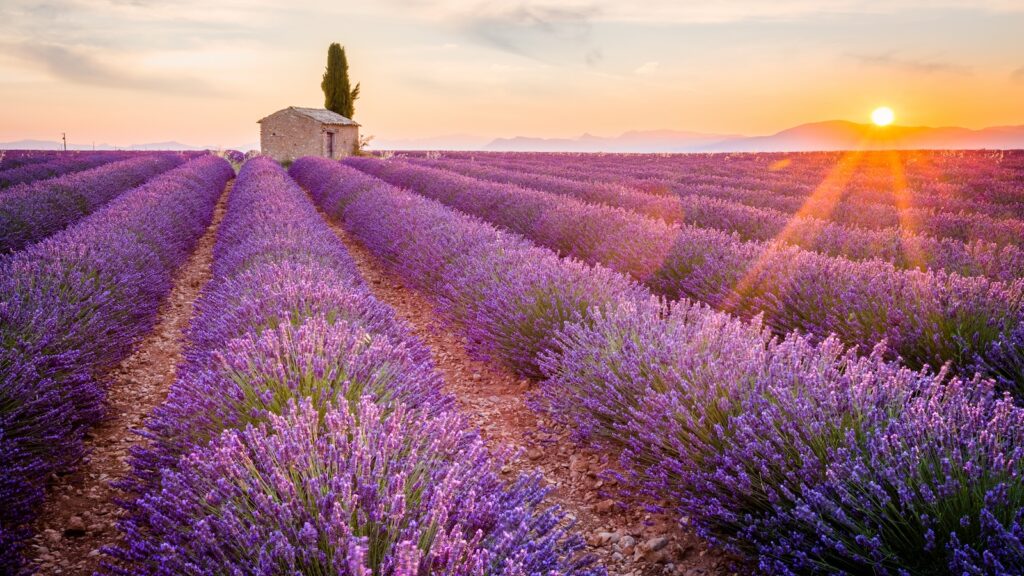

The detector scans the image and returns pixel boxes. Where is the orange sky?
[1,1,1022,148]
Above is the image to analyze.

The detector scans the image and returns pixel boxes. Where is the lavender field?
[2,149,1023,575]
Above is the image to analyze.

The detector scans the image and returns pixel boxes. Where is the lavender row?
[458,150,1024,218]
[293,156,1024,575]
[413,156,1024,281]
[407,156,684,222]
[111,158,597,576]
[656,194,1024,281]
[0,156,232,573]
[695,184,1024,246]
[436,149,1024,204]
[346,157,1024,390]
[460,153,1024,247]
[0,151,135,189]
[217,149,247,166]
[0,154,188,254]
[0,151,57,171]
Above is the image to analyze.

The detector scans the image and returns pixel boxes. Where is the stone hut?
[257,107,360,162]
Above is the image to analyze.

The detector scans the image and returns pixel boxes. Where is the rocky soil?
[26,185,230,575]
[323,218,740,576]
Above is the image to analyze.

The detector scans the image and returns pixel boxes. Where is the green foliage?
[321,43,360,119]
[356,134,375,156]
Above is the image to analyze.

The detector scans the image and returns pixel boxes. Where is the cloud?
[455,4,599,57]
[0,0,274,50]
[379,0,1024,25]
[851,52,972,75]
[1013,66,1024,82]
[3,41,223,95]
[635,61,659,75]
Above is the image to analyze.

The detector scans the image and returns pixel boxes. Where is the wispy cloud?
[635,61,659,75]
[1013,65,1024,83]
[455,4,598,58]
[3,41,222,95]
[851,51,972,75]
[379,0,1024,25]
[0,0,274,49]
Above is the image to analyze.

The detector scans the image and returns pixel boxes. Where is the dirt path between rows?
[27,183,230,575]
[321,216,738,576]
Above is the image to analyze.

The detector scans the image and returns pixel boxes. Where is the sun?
[871,106,895,127]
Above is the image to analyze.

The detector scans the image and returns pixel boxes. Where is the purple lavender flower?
[412,154,1024,282]
[0,150,57,171]
[118,398,596,576]
[294,153,1024,575]
[341,156,1024,390]
[294,157,649,377]
[0,155,232,572]
[0,153,189,253]
[0,150,133,189]
[113,157,598,576]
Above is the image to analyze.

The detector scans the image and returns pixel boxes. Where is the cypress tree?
[321,43,360,119]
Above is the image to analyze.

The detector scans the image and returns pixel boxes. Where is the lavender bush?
[294,155,1024,575]
[454,150,1024,220]
[0,150,57,171]
[0,151,133,189]
[112,157,598,576]
[0,155,232,573]
[345,157,1024,390]
[220,148,246,165]
[459,151,1024,246]
[130,158,445,471]
[294,157,649,378]
[0,153,186,253]
[978,323,1024,398]
[415,156,1024,281]
[544,300,1024,573]
[408,155,685,223]
[120,398,594,576]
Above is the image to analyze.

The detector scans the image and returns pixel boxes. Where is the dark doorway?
[326,132,335,157]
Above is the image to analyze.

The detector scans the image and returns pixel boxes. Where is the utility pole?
[62,132,67,151]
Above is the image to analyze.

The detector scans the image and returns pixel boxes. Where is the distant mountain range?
[708,121,1024,152]
[5,121,1024,153]
[485,129,741,152]
[479,129,737,152]
[484,121,1024,153]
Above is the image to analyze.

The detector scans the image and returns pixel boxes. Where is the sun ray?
[885,150,927,271]
[722,149,866,318]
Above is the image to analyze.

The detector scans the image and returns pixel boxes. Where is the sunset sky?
[1,0,1023,148]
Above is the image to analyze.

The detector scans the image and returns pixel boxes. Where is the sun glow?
[872,106,895,127]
